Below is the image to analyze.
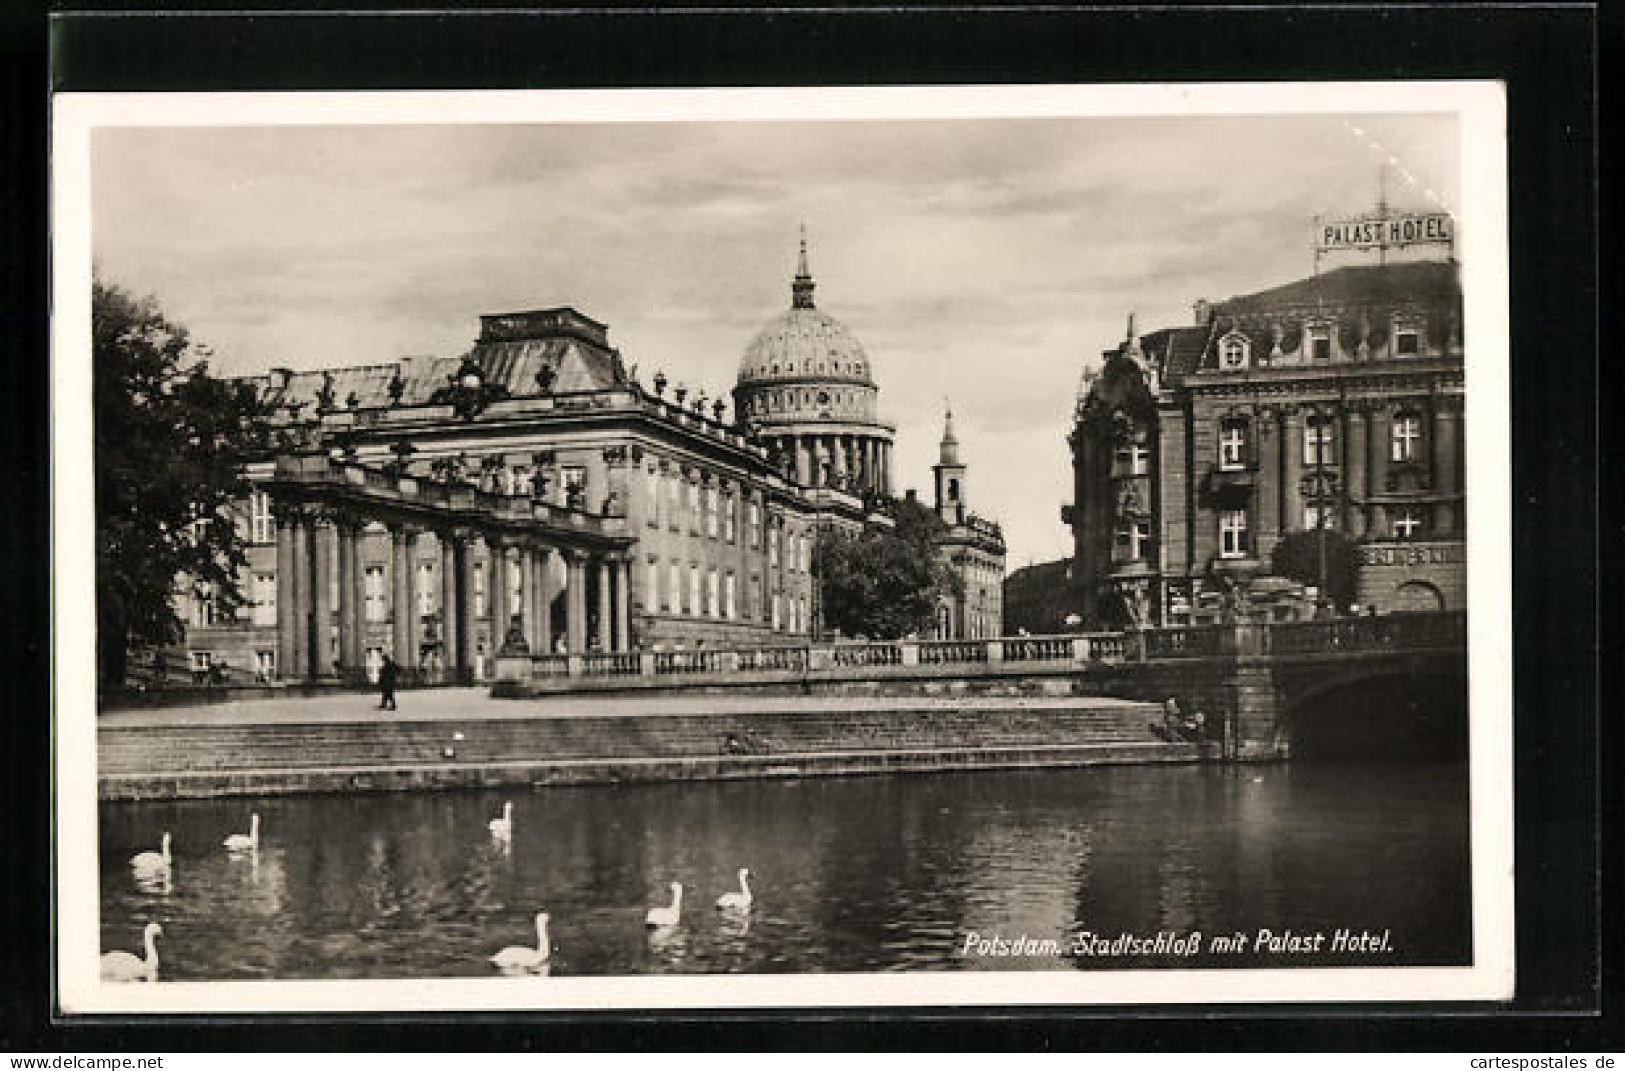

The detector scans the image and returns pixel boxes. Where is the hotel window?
[1303,415,1336,466]
[1218,418,1249,470]
[249,491,273,544]
[251,572,276,626]
[1391,412,1423,463]
[418,562,436,616]
[707,568,720,618]
[1113,427,1151,477]
[689,564,701,616]
[645,559,659,611]
[724,572,737,620]
[748,502,762,548]
[1219,509,1249,559]
[1303,503,1338,531]
[705,487,719,538]
[668,562,682,613]
[1219,334,1248,370]
[1394,327,1421,356]
[1392,506,1426,540]
[1113,519,1150,562]
[645,468,660,527]
[1308,327,1333,360]
[365,565,386,622]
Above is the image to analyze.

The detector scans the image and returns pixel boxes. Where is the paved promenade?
[99,687,1148,729]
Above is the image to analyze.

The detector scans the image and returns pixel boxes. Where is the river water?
[98,763,1470,979]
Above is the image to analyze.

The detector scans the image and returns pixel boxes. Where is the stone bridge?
[496,610,1469,760]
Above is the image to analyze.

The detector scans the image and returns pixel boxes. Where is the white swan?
[489,911,550,971]
[130,833,172,878]
[645,882,683,928]
[715,867,753,911]
[223,813,260,852]
[101,922,162,983]
[488,801,513,839]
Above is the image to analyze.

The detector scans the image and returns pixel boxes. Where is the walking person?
[378,653,399,711]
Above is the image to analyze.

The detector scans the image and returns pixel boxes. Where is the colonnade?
[271,501,635,681]
[767,431,893,494]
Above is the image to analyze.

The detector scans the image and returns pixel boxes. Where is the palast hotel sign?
[1317,211,1454,253]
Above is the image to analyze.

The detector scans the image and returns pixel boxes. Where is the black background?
[3,1,1609,1051]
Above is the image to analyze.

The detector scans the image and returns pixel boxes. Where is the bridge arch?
[1278,659,1467,761]
[1393,580,1446,612]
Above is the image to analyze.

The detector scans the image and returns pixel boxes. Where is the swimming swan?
[488,801,514,839]
[645,882,683,928]
[490,911,550,971]
[100,922,162,983]
[130,833,172,877]
[223,813,260,852]
[715,868,753,911]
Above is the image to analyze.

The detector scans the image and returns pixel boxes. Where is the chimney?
[1193,299,1211,325]
[270,367,293,391]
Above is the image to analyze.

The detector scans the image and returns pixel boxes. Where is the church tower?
[933,402,967,525]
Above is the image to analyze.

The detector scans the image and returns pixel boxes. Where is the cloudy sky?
[91,108,1458,567]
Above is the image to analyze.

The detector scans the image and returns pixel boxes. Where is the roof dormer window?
[1307,325,1333,361]
[1219,332,1249,371]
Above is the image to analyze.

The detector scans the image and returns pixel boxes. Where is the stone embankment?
[97,690,1199,801]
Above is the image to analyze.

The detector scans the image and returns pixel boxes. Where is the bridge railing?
[502,612,1466,687]
[1268,610,1467,655]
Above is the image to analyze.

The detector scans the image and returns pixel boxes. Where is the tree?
[1269,528,1360,611]
[94,278,268,690]
[814,497,961,640]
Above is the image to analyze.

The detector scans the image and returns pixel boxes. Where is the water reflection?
[99,763,1470,979]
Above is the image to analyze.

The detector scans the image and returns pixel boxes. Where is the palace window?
[667,561,681,612]
[724,572,737,620]
[249,491,273,545]
[688,482,701,535]
[750,576,762,621]
[705,487,719,538]
[1113,425,1151,477]
[1308,327,1333,361]
[1392,506,1426,540]
[748,502,762,548]
[689,564,701,616]
[561,466,587,500]
[645,559,659,611]
[772,593,782,631]
[724,495,737,543]
[1391,412,1423,463]
[645,468,660,527]
[801,533,812,572]
[1113,519,1150,562]
[251,572,276,626]
[1219,509,1249,559]
[254,650,276,682]
[788,596,799,634]
[365,565,386,622]
[707,568,720,618]
[473,564,486,617]
[1303,415,1336,466]
[1394,327,1421,356]
[1219,334,1249,370]
[1218,417,1249,470]
[418,562,436,616]
[1303,503,1338,531]
[190,651,213,673]
[769,527,780,567]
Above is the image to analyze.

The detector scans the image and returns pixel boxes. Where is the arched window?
[1219,333,1249,370]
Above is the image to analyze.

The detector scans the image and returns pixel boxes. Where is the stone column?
[488,535,509,656]
[615,556,632,652]
[274,504,299,681]
[831,434,848,483]
[795,437,811,486]
[566,550,589,655]
[311,515,337,678]
[535,547,555,654]
[1337,407,1356,532]
[1256,407,1281,546]
[391,523,415,668]
[439,528,461,674]
[595,557,613,651]
[336,519,359,675]
[1282,408,1304,534]
[882,441,894,496]
[1346,404,1369,540]
[291,511,313,678]
[1368,406,1390,536]
[464,535,485,673]
[1433,398,1461,533]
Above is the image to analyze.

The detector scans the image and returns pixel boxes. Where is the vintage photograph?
[52,84,1512,1011]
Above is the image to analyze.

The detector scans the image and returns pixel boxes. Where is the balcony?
[1201,463,1256,508]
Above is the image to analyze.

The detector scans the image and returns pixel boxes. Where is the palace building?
[1063,258,1465,627]
[177,236,1004,683]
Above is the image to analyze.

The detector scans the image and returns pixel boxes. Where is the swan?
[223,813,260,852]
[645,882,683,928]
[488,801,513,839]
[100,922,162,983]
[489,911,550,971]
[130,833,172,878]
[715,868,753,911]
